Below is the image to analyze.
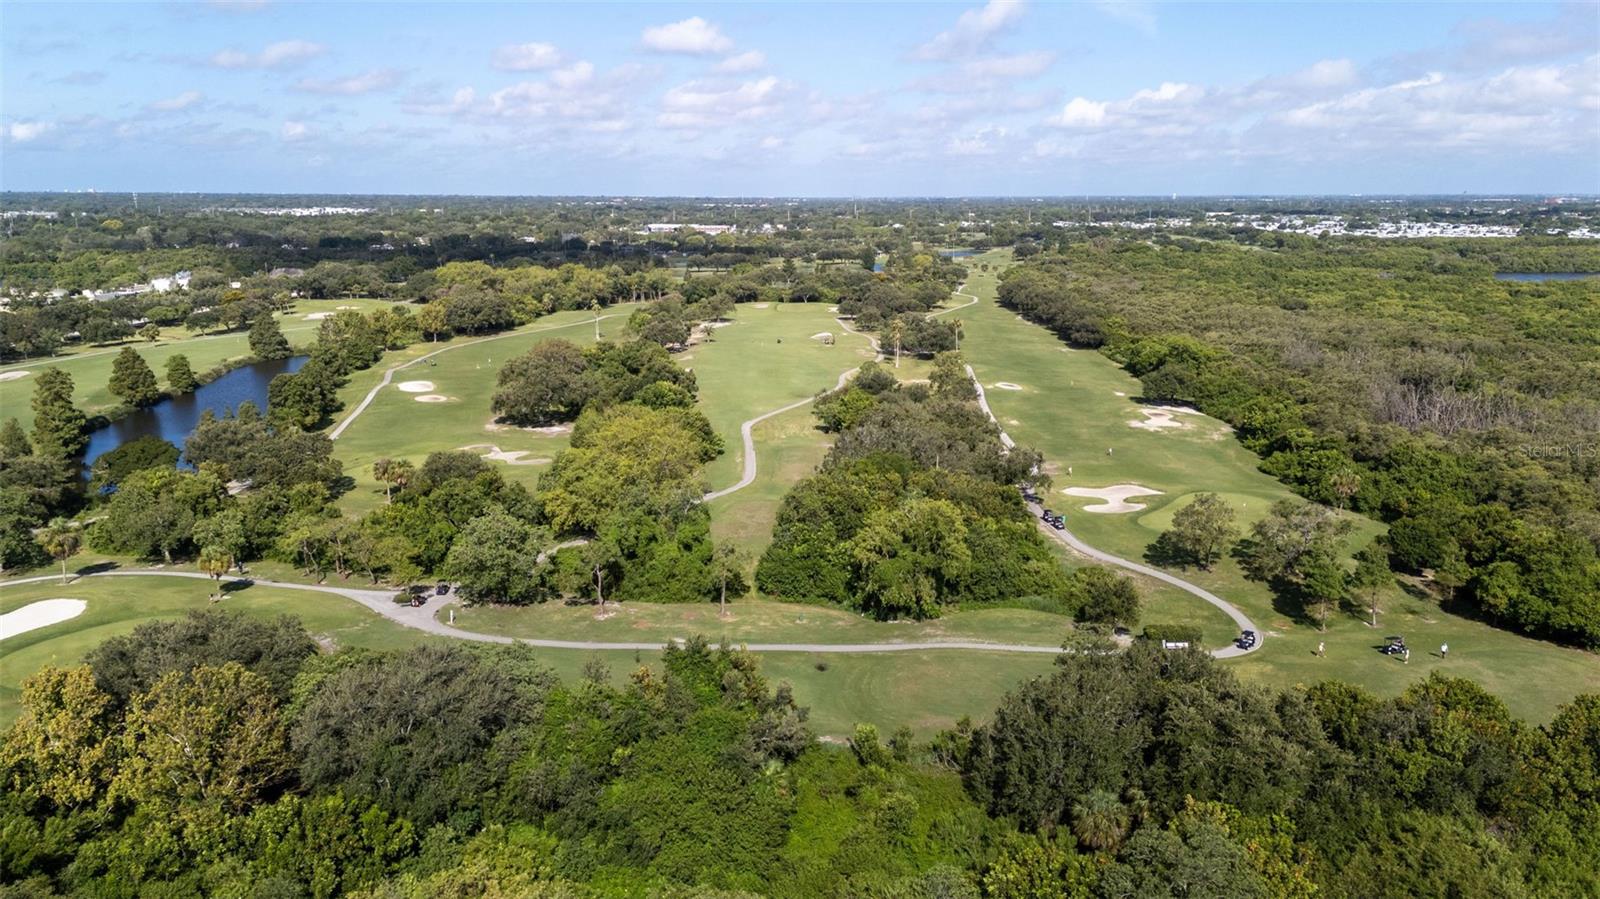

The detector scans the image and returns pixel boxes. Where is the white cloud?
[914,0,1026,60]
[5,121,54,143]
[209,39,325,69]
[716,50,766,74]
[148,90,204,111]
[1050,97,1108,127]
[294,69,403,95]
[493,42,562,71]
[280,120,310,141]
[641,17,733,55]
[1287,58,1359,90]
[658,76,783,129]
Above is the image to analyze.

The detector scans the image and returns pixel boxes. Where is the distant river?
[1493,272,1600,282]
[83,355,306,471]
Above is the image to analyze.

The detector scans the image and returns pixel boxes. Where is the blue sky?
[3,1,1597,195]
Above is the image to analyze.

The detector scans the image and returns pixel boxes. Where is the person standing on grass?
[1317,641,1325,657]
[1403,648,1410,664]
[1441,643,1449,658]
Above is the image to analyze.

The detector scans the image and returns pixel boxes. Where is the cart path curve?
[964,364,1261,658]
[2,569,1067,654]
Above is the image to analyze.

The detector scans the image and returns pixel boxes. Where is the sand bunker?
[459,444,551,465]
[1128,405,1202,431]
[1,599,87,640]
[486,420,573,435]
[303,311,335,320]
[1113,391,1126,397]
[0,371,30,382]
[753,302,770,308]
[810,332,833,340]
[992,382,1023,391]
[1062,484,1164,513]
[414,394,450,403]
[396,380,435,393]
[336,305,358,310]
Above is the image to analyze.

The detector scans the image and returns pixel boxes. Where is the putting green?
[1135,491,1280,533]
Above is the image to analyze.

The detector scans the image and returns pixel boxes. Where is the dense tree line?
[758,354,1138,625]
[4,609,1595,897]
[998,241,1600,646]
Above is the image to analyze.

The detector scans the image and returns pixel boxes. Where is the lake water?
[1493,272,1600,282]
[83,355,306,471]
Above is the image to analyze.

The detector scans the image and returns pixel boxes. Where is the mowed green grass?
[0,298,402,431]
[687,301,876,491]
[450,595,1077,647]
[956,250,1600,722]
[327,306,640,516]
[0,574,432,726]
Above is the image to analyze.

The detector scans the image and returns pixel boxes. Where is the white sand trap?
[1,599,87,640]
[336,305,358,310]
[414,394,450,403]
[703,321,735,329]
[828,305,839,313]
[1128,405,1202,431]
[0,371,30,382]
[810,332,833,340]
[396,380,435,393]
[753,302,770,308]
[303,311,335,320]
[1113,391,1126,397]
[1062,484,1164,513]
[992,382,1023,391]
[458,444,551,465]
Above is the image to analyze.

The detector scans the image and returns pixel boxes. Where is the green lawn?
[956,249,1600,722]
[0,574,432,726]
[0,298,403,431]
[327,305,640,516]
[449,595,1076,647]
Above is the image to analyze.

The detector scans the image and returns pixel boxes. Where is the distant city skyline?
[3,1,1597,196]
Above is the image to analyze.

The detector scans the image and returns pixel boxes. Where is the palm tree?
[888,317,906,368]
[1071,790,1130,854]
[711,542,747,618]
[36,518,82,585]
[372,458,415,503]
[592,298,603,340]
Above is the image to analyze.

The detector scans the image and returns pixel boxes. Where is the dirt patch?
[396,380,435,393]
[486,419,573,436]
[1062,484,1164,513]
[0,371,30,382]
[458,444,552,465]
[1128,405,1201,431]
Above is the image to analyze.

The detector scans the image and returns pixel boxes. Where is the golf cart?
[1381,635,1407,655]
[1235,630,1257,650]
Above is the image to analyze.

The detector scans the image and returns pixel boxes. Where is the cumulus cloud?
[658,76,784,129]
[294,69,403,95]
[1050,97,1107,127]
[1285,58,1359,90]
[641,17,733,55]
[493,42,562,71]
[716,50,766,74]
[914,0,1026,60]
[5,121,55,143]
[148,90,204,111]
[209,39,325,69]
[280,120,310,141]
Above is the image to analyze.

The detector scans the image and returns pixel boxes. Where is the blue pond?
[83,355,306,471]
[1493,272,1600,282]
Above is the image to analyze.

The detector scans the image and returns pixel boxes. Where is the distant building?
[642,223,736,236]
